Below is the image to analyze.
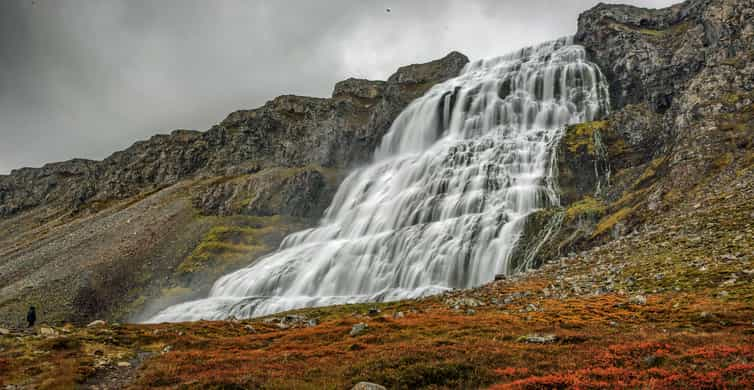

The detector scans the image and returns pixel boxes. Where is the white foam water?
[148,37,609,323]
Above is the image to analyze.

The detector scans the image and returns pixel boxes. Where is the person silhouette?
[27,306,36,328]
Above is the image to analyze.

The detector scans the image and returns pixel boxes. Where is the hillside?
[1,0,753,388]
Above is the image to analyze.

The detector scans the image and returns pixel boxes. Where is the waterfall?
[148,37,609,323]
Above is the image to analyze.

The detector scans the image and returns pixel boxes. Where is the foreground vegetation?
[1,180,751,388]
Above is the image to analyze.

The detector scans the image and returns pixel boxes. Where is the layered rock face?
[515,0,754,267]
[0,52,468,325]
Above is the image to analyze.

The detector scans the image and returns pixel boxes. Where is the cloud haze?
[0,0,678,174]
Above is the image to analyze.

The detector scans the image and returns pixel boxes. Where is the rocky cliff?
[0,51,469,325]
[514,0,753,270]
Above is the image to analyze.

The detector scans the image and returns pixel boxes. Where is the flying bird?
[386,8,391,13]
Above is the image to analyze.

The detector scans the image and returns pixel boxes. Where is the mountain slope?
[0,52,469,326]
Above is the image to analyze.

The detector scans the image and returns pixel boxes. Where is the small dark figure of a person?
[27,306,36,328]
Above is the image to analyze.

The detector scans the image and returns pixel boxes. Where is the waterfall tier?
[149,36,609,323]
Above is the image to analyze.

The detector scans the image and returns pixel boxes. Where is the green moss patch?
[177,215,288,275]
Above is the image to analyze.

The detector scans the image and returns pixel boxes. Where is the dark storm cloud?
[0,0,677,174]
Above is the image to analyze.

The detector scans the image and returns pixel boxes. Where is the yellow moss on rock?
[565,121,608,156]
[633,157,665,188]
[593,207,634,238]
[565,196,607,222]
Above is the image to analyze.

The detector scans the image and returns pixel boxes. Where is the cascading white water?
[148,37,609,323]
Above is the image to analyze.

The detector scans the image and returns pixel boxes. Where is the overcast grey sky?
[0,0,678,174]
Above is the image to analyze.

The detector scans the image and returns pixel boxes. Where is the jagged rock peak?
[576,0,754,112]
[388,51,469,84]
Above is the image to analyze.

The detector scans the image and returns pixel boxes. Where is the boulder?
[86,320,107,328]
[629,295,647,305]
[349,323,368,337]
[518,333,558,344]
[351,382,387,390]
[37,326,59,337]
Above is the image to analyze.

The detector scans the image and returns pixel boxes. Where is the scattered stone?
[37,327,58,337]
[116,361,132,368]
[284,314,307,323]
[348,343,365,351]
[518,333,558,344]
[466,309,476,315]
[350,323,368,337]
[629,295,647,305]
[162,345,173,354]
[94,358,110,368]
[368,307,381,316]
[0,328,10,336]
[494,274,507,281]
[445,297,484,308]
[721,278,737,286]
[392,311,405,319]
[609,321,619,327]
[87,320,107,328]
[306,318,319,327]
[351,382,387,390]
[643,355,661,367]
[244,324,256,333]
[717,290,730,298]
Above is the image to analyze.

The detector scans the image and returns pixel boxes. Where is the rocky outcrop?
[576,0,753,113]
[193,166,339,218]
[519,0,754,265]
[575,0,754,215]
[0,51,469,220]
